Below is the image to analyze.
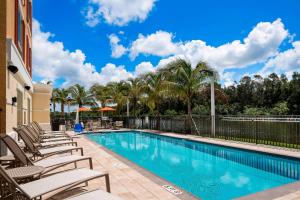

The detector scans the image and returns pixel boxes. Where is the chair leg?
[105,174,111,193]
[89,158,93,169]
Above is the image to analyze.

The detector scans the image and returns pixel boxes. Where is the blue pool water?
[87,131,300,200]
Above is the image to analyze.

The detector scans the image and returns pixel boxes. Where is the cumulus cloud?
[134,61,156,76]
[221,72,236,87]
[128,19,289,73]
[260,41,300,77]
[108,34,127,58]
[179,19,288,70]
[32,19,132,87]
[84,0,156,27]
[129,31,179,60]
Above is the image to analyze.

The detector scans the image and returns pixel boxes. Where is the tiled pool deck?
[48,129,300,200]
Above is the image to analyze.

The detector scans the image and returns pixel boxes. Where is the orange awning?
[99,107,116,112]
[78,107,90,112]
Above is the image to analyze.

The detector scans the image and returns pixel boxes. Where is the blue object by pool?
[74,123,83,132]
[87,131,300,200]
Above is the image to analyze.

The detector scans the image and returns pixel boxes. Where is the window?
[27,0,32,32]
[26,36,32,76]
[15,0,25,58]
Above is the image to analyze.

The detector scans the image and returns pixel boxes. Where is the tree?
[51,88,59,112]
[140,72,165,114]
[55,88,69,115]
[288,72,300,114]
[161,59,211,133]
[69,84,96,108]
[105,81,130,114]
[271,102,289,115]
[127,78,142,117]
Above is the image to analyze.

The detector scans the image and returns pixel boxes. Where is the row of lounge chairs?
[0,121,122,200]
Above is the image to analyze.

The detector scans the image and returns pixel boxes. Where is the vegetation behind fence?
[51,114,300,149]
[118,115,300,149]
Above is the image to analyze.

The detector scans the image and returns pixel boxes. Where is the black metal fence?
[117,115,300,149]
[51,114,300,149]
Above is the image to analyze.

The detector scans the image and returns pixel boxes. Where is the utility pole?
[210,77,215,137]
[127,99,129,117]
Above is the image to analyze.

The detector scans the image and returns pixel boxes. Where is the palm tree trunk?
[61,103,65,116]
[53,102,56,112]
[186,98,192,134]
[155,101,160,130]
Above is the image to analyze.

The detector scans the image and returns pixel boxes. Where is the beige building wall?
[32,84,52,124]
[3,0,33,133]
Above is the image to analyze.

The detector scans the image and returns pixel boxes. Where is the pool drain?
[162,185,182,195]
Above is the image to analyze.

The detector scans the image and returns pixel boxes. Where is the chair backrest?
[13,127,37,155]
[32,121,43,131]
[31,122,43,135]
[25,126,40,142]
[0,165,28,198]
[0,135,33,166]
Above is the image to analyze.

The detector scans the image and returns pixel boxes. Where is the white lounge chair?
[0,165,111,200]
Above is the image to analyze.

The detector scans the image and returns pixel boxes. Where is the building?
[0,0,52,154]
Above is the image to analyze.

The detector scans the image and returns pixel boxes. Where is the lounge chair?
[23,126,77,148]
[115,121,123,129]
[14,127,84,158]
[31,122,70,138]
[0,165,111,200]
[66,189,122,200]
[1,135,93,174]
[32,121,66,135]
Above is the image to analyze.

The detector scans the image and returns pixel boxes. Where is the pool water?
[87,131,300,200]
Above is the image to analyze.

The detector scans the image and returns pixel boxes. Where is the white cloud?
[99,63,133,83]
[180,19,288,71]
[84,0,156,27]
[32,19,132,87]
[129,31,179,60]
[84,6,101,27]
[261,41,300,77]
[221,72,236,87]
[134,61,156,76]
[128,19,289,74]
[108,34,127,58]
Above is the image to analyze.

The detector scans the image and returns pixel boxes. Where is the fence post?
[255,119,258,144]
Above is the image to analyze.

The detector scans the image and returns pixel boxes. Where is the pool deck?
[49,129,300,200]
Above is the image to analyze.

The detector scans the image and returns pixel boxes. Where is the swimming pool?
[87,131,300,200]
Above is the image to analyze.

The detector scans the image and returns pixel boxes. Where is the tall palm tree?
[140,72,166,129]
[161,59,213,133]
[51,88,59,112]
[56,88,69,115]
[69,84,96,108]
[127,78,142,117]
[105,81,130,114]
[140,72,165,114]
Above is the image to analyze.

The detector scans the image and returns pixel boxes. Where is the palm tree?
[51,88,59,112]
[127,78,142,117]
[105,81,130,114]
[140,72,166,129]
[69,84,96,108]
[56,88,69,115]
[140,72,165,114]
[161,59,213,133]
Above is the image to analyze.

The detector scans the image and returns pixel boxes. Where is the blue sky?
[32,0,300,87]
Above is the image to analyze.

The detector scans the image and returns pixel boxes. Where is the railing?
[51,114,300,149]
[120,115,300,149]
